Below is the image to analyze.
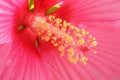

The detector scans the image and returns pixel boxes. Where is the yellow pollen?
[91,41,98,46]
[61,27,66,32]
[58,46,65,56]
[77,38,85,45]
[44,36,50,42]
[80,56,88,64]
[54,18,62,27]
[65,36,73,43]
[73,56,79,64]
[48,15,55,21]
[76,33,82,38]
[53,43,59,47]
[81,28,86,36]
[33,15,98,64]
[68,55,74,62]
[67,48,74,56]
[63,20,71,27]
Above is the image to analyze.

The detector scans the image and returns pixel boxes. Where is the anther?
[18,25,25,30]
[45,1,63,15]
[28,0,34,12]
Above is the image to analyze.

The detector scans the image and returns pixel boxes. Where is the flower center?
[31,15,98,64]
[17,0,98,64]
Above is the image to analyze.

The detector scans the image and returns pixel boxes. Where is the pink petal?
[0,39,48,80]
[0,0,48,80]
[55,0,120,28]
[0,0,120,80]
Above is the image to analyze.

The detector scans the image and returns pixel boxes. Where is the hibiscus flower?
[0,0,120,80]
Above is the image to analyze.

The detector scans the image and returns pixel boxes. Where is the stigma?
[32,15,98,64]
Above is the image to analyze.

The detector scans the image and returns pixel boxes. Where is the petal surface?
[55,0,120,28]
[0,0,48,80]
[0,0,120,80]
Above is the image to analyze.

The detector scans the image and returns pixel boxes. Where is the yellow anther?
[28,0,34,12]
[89,35,96,41]
[48,15,55,21]
[91,41,98,46]
[54,18,62,27]
[63,20,71,28]
[61,27,66,32]
[52,28,58,34]
[44,36,50,42]
[73,56,79,64]
[74,27,79,32]
[68,55,74,62]
[53,43,59,47]
[77,38,85,45]
[67,23,71,27]
[80,56,88,64]
[45,23,50,29]
[18,25,25,30]
[81,28,86,36]
[63,20,69,27]
[70,25,75,30]
[52,37,57,41]
[75,33,82,38]
[56,18,62,22]
[58,46,65,56]
[67,48,74,56]
[47,30,52,36]
[65,36,73,43]
[58,46,64,52]
[45,2,63,15]
[48,15,53,21]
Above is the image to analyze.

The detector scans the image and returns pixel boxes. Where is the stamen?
[18,25,25,30]
[32,15,98,64]
[28,0,34,12]
[45,2,63,15]
[80,56,88,64]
